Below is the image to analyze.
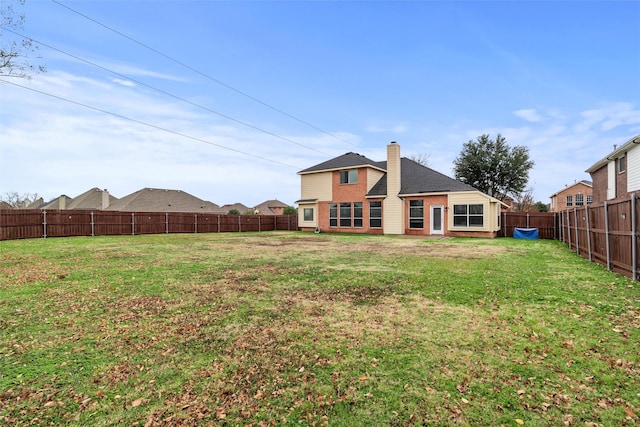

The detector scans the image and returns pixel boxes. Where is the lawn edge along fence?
[0,209,298,240]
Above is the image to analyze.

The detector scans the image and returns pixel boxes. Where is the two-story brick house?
[297,142,505,237]
[585,134,640,203]
[549,180,593,212]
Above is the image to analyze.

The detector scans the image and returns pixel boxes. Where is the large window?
[409,200,424,229]
[339,203,352,227]
[353,202,363,228]
[586,195,593,204]
[566,195,573,207]
[453,204,484,227]
[329,203,337,227]
[575,194,584,206]
[339,170,358,184]
[370,201,382,228]
[303,208,314,221]
[329,202,363,228]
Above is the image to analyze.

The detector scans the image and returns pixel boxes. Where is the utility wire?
[0,78,300,169]
[1,27,332,157]
[51,0,359,148]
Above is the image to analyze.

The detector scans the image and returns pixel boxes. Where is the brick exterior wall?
[404,195,448,236]
[550,182,593,211]
[590,167,608,204]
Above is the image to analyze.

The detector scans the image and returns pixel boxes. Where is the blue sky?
[1,0,639,207]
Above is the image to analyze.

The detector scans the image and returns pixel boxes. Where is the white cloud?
[110,78,136,87]
[513,109,542,123]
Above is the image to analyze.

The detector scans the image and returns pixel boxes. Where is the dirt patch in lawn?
[245,233,506,259]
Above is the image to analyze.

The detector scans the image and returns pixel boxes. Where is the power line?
[0,78,301,169]
[50,0,359,149]
[1,26,332,157]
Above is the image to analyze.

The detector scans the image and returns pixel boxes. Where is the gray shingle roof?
[67,188,118,210]
[298,152,384,173]
[366,158,477,196]
[106,188,223,213]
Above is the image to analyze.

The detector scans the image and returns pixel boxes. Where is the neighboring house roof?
[254,199,289,215]
[67,188,118,210]
[298,152,386,174]
[550,180,593,198]
[585,134,640,173]
[25,198,45,209]
[0,201,13,209]
[40,195,73,210]
[366,158,477,196]
[221,203,250,213]
[106,188,223,212]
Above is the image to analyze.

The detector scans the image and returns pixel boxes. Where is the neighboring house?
[221,203,251,214]
[106,188,224,213]
[296,141,506,237]
[585,134,640,203]
[254,199,289,215]
[549,180,593,212]
[0,201,12,210]
[66,188,118,210]
[39,195,73,210]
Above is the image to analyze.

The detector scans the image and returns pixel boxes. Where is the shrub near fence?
[0,209,298,241]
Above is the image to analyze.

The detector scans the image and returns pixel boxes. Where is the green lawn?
[0,232,638,426]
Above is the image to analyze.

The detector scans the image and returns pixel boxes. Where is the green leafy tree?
[228,209,240,215]
[283,206,297,215]
[453,134,533,200]
[1,0,46,78]
[535,201,549,212]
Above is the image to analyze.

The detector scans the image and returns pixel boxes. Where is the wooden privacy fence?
[0,209,298,241]
[558,195,638,281]
[499,212,557,239]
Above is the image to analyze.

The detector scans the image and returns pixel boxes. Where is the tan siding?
[366,169,385,192]
[448,192,498,232]
[301,173,332,201]
[628,146,640,192]
[297,202,318,228]
[384,142,403,234]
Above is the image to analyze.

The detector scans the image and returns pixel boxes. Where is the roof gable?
[298,152,384,174]
[67,188,119,210]
[550,180,593,197]
[586,134,640,173]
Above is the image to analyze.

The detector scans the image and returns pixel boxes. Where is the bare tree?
[408,153,431,167]
[1,191,42,208]
[1,0,46,78]
[512,188,536,212]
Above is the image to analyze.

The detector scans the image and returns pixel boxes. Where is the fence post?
[91,211,95,237]
[132,212,135,236]
[238,215,241,232]
[585,204,592,262]
[566,210,571,250]
[217,214,220,232]
[526,213,530,228]
[195,214,198,233]
[165,213,169,234]
[553,211,557,240]
[574,208,579,255]
[604,201,611,272]
[632,193,637,281]
[43,210,47,238]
